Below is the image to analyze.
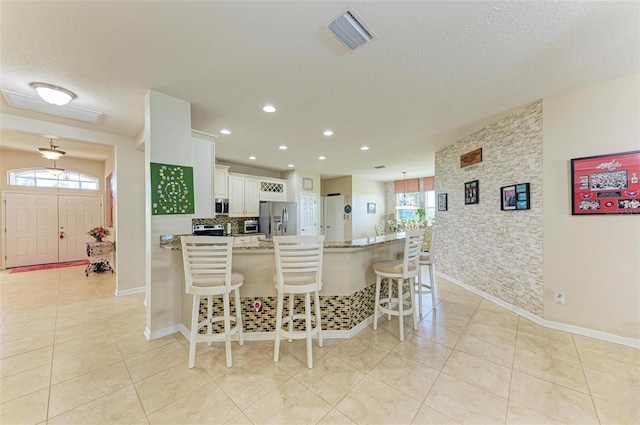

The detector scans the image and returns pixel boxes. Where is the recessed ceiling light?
[361,146,369,151]
[319,156,326,160]
[279,145,287,150]
[288,164,294,168]
[220,129,231,135]
[249,155,256,160]
[263,105,276,113]
[323,130,333,136]
[30,82,76,106]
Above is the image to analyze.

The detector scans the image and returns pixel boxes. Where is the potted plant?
[416,208,426,224]
[87,226,110,242]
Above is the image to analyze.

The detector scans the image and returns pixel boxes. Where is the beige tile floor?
[1,266,638,425]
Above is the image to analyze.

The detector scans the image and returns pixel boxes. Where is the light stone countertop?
[160,232,407,251]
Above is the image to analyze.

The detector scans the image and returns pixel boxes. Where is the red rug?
[9,260,89,274]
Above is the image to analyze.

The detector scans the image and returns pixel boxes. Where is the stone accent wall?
[435,101,543,316]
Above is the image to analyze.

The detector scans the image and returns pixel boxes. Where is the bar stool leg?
[288,294,294,342]
[223,292,232,368]
[429,264,437,308]
[387,278,392,320]
[314,289,323,348]
[417,265,424,317]
[305,292,312,368]
[273,291,284,363]
[189,295,199,369]
[207,295,213,347]
[373,274,382,330]
[235,288,244,346]
[411,276,418,331]
[398,278,404,342]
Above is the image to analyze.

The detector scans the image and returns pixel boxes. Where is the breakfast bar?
[161,233,407,337]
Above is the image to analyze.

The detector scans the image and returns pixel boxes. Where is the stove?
[192,224,228,236]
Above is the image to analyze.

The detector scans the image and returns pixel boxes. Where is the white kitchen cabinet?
[229,173,260,217]
[214,164,229,199]
[191,136,215,217]
[259,178,287,202]
[233,234,266,247]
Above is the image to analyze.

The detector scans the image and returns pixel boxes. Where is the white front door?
[299,192,318,236]
[323,196,344,242]
[5,193,58,267]
[58,195,102,262]
[4,193,103,267]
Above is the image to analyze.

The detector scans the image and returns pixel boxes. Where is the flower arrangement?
[87,226,110,241]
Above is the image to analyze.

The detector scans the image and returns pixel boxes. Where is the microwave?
[243,220,258,233]
[215,198,229,215]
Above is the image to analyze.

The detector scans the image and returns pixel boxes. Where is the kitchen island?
[161,233,407,337]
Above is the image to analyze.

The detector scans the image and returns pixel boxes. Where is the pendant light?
[38,139,66,160]
[46,160,65,176]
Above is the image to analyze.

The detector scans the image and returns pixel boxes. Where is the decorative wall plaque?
[150,162,195,215]
[461,148,483,168]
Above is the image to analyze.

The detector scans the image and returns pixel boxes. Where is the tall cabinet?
[229,173,260,217]
[190,132,216,217]
[214,165,229,199]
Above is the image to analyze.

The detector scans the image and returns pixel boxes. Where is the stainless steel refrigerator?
[259,202,297,238]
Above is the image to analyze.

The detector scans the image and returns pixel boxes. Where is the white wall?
[144,90,193,338]
[543,74,640,339]
[352,176,386,239]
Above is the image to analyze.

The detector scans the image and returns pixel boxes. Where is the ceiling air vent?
[374,165,386,169]
[328,9,375,51]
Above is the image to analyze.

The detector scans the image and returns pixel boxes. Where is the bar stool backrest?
[427,225,439,263]
[273,235,325,292]
[403,229,426,275]
[181,236,234,295]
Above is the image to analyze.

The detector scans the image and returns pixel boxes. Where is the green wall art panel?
[150,162,195,215]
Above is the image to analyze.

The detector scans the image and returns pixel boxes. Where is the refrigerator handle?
[283,207,288,233]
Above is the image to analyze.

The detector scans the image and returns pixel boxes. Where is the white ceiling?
[1,1,638,181]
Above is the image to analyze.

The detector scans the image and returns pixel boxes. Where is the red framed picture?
[571,150,640,215]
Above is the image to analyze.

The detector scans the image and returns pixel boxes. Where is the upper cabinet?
[229,173,260,217]
[259,178,287,202]
[191,136,215,217]
[214,164,229,199]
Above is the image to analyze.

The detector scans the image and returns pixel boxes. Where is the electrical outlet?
[554,291,565,304]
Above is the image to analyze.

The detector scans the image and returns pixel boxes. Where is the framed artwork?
[150,162,195,215]
[501,183,530,210]
[571,150,640,215]
[464,180,479,205]
[302,177,313,191]
[438,193,448,211]
[367,202,376,214]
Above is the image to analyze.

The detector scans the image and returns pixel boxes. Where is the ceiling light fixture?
[263,105,276,113]
[249,155,256,160]
[360,146,369,151]
[319,156,326,160]
[220,129,231,135]
[279,145,287,150]
[323,130,333,136]
[30,82,76,106]
[288,164,294,168]
[46,160,65,176]
[38,139,66,160]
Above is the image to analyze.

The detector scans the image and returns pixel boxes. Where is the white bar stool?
[372,229,425,341]
[417,225,439,316]
[272,235,324,368]
[181,236,244,368]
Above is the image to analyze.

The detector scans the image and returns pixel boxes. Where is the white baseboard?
[145,324,188,341]
[437,272,640,349]
[115,286,145,297]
